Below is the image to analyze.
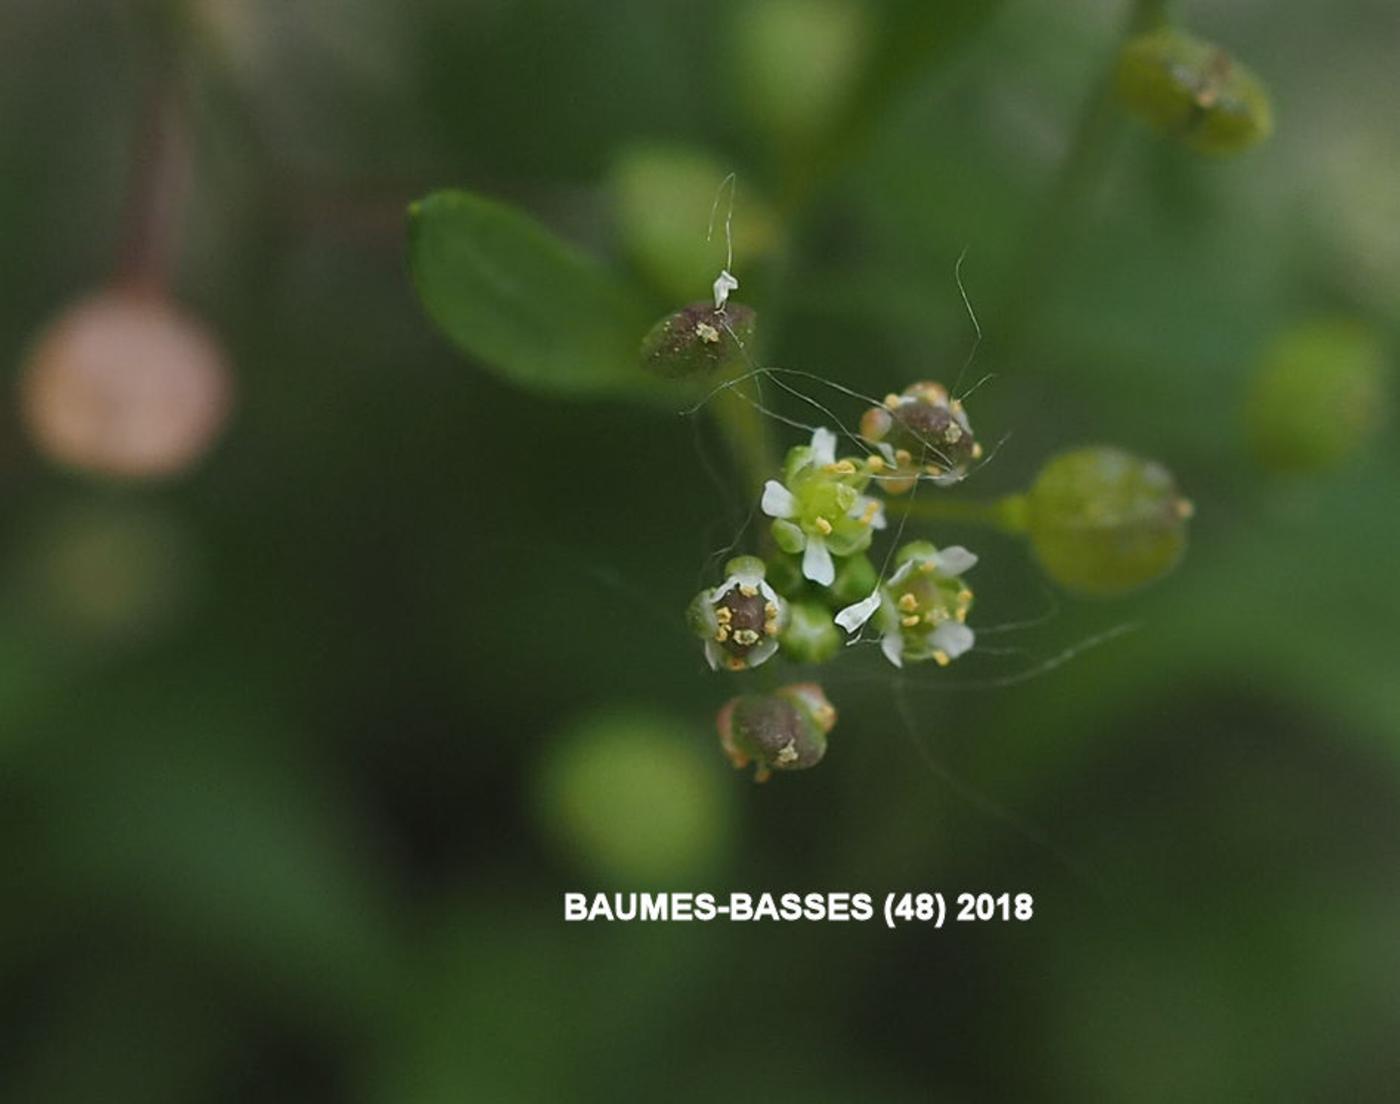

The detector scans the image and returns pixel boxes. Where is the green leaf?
[407,190,653,397]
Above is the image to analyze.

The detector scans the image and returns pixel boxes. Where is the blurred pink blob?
[20,288,233,479]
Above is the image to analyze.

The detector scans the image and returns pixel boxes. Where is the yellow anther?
[715,606,732,623]
[695,321,721,344]
[814,516,833,535]
[822,459,856,476]
[714,627,729,643]
[955,608,967,623]
[883,393,900,409]
[859,501,879,526]
[932,650,950,667]
[739,584,758,597]
[901,614,921,628]
[926,608,947,624]
[971,442,984,459]
[866,454,885,472]
[924,464,943,476]
[918,561,936,574]
[733,628,760,646]
[949,399,964,414]
[727,656,747,671]
[764,601,778,617]
[945,424,963,443]
[776,740,798,765]
[895,449,912,466]
[763,619,778,636]
[1177,498,1196,519]
[897,593,919,613]
[958,589,973,603]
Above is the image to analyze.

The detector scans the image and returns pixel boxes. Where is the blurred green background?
[3,0,1398,1100]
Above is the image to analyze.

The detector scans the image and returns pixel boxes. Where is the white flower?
[833,543,978,668]
[761,428,880,586]
[690,556,788,672]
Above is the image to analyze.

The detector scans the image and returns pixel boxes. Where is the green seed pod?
[1115,29,1273,155]
[640,301,757,380]
[1026,447,1193,598]
[1245,319,1389,474]
[780,600,841,664]
[716,682,837,782]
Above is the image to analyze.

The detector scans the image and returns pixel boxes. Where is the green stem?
[991,0,1174,359]
[892,492,1029,535]
[712,386,778,499]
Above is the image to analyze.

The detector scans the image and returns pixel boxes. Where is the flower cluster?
[677,376,1190,782]
[688,407,982,682]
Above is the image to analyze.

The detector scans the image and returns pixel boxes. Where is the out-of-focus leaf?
[407,189,653,397]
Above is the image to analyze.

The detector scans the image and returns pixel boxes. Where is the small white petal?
[835,589,882,634]
[888,560,915,586]
[810,427,837,467]
[731,565,764,589]
[761,480,798,519]
[931,621,975,660]
[713,269,738,310]
[802,535,835,585]
[847,495,887,530]
[747,638,780,668]
[880,630,904,668]
[703,639,723,671]
[935,546,978,576]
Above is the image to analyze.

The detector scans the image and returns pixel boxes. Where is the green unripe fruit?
[535,710,731,881]
[828,552,877,607]
[780,600,841,664]
[640,301,756,380]
[1026,447,1192,598]
[1116,29,1273,155]
[1245,319,1389,474]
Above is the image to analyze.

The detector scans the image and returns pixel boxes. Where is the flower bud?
[1245,319,1389,474]
[779,600,841,664]
[716,682,836,782]
[1115,29,1273,155]
[1025,447,1192,597]
[828,552,877,607]
[688,555,790,671]
[859,380,979,493]
[19,289,234,480]
[640,301,756,380]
